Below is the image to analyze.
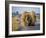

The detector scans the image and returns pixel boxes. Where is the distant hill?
[36,13,40,15]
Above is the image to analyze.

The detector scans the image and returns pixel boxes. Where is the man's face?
[23,14,32,26]
[26,15,32,26]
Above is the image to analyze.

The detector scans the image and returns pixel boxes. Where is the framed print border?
[5,1,45,37]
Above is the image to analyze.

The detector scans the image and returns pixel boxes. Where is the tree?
[12,11,19,16]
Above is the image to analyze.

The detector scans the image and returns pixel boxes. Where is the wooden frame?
[5,1,45,37]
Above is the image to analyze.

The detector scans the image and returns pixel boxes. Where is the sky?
[12,7,40,14]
